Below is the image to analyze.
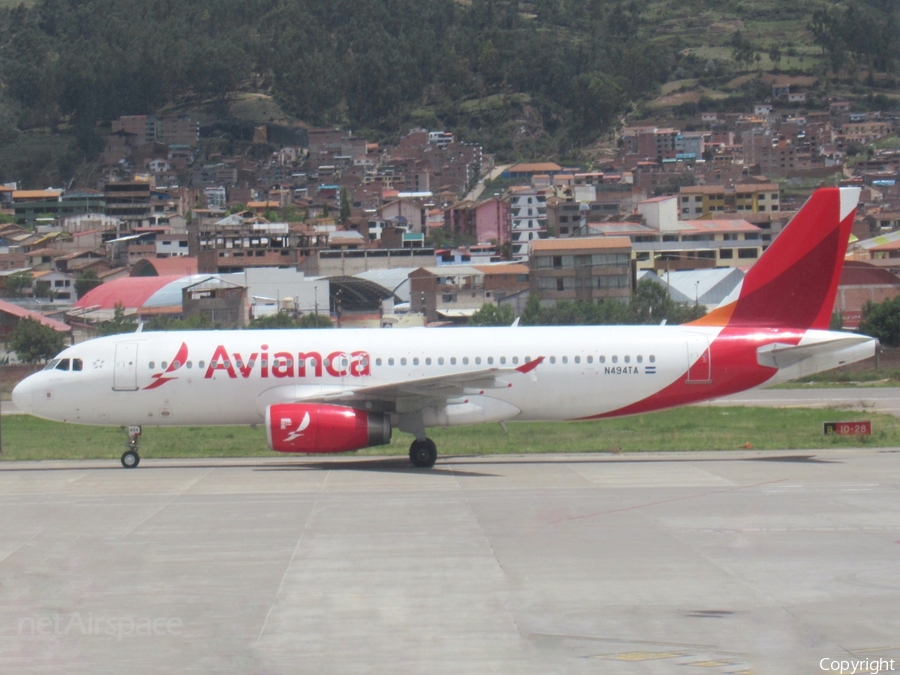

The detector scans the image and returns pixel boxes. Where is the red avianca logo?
[143,342,188,390]
[144,343,371,390]
[204,344,371,379]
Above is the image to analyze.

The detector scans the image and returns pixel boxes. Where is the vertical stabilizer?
[688,187,860,329]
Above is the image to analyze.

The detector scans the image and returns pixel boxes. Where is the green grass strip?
[1,406,897,462]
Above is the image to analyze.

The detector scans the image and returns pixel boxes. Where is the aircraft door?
[686,334,712,384]
[113,342,140,391]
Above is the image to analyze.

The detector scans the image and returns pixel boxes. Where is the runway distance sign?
[823,421,872,436]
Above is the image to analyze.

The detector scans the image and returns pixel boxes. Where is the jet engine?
[265,403,391,453]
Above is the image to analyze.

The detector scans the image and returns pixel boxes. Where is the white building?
[507,186,547,260]
[638,196,679,231]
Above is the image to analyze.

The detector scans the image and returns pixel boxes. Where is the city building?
[529,237,633,306]
[679,184,780,218]
[507,186,547,259]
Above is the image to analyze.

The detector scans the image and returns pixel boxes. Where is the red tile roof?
[0,299,70,332]
[74,276,182,309]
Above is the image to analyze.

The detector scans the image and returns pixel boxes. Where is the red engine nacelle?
[265,404,391,453]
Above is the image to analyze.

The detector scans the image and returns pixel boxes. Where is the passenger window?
[388,358,395,366]
[612,356,618,364]
[549,356,556,364]
[438,357,444,365]
[425,357,432,365]
[161,361,168,370]
[450,357,457,365]
[512,356,519,365]
[499,357,506,365]
[73,359,83,371]
[637,355,643,363]
[462,357,469,365]
[587,356,593,364]
[186,361,192,369]
[487,357,494,365]
[475,357,481,365]
[574,356,580,364]
[413,358,419,366]
[600,356,606,364]
[650,355,656,363]
[562,356,568,364]
[524,356,531,363]
[376,358,383,366]
[624,356,630,363]
[198,360,205,369]
[148,361,155,369]
[400,358,407,366]
[55,359,70,371]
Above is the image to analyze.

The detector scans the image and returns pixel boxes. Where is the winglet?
[516,356,544,374]
[687,187,859,330]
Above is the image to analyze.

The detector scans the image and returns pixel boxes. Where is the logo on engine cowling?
[204,345,370,380]
[282,412,311,443]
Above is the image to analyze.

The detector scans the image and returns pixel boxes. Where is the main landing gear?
[121,425,142,469]
[409,438,437,468]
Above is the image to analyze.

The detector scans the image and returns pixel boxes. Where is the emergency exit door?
[686,335,711,384]
[113,342,139,391]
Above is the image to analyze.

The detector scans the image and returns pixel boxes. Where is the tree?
[34,280,52,300]
[9,317,66,363]
[5,271,32,297]
[247,312,333,329]
[97,304,137,336]
[297,313,334,328]
[469,303,515,326]
[339,187,351,224]
[144,314,217,331]
[730,31,755,67]
[830,309,844,331]
[75,269,102,299]
[858,296,900,347]
[629,279,706,325]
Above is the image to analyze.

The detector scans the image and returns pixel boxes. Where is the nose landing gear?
[121,425,142,468]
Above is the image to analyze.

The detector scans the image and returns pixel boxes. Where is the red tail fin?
[688,187,859,329]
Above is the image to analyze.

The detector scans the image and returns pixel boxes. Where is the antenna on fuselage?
[135,322,144,333]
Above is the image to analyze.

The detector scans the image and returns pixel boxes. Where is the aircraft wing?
[289,357,544,412]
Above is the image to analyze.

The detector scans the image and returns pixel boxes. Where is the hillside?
[0,0,897,188]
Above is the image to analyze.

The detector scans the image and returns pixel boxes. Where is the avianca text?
[205,345,371,379]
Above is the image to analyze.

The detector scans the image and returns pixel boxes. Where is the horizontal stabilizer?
[757,336,873,369]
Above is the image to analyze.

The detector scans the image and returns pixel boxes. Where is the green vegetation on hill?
[0,0,897,185]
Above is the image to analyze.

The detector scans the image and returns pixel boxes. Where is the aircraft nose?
[12,375,35,414]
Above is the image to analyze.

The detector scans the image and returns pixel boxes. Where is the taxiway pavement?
[1,450,899,674]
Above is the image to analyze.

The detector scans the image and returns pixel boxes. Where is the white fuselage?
[12,325,877,428]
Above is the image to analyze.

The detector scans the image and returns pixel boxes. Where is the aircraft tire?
[121,450,140,469]
[409,438,437,468]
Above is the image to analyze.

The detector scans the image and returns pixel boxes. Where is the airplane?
[12,186,877,469]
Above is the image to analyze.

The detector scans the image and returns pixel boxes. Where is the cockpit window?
[55,359,70,371]
[72,359,83,371]
[43,359,61,371]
